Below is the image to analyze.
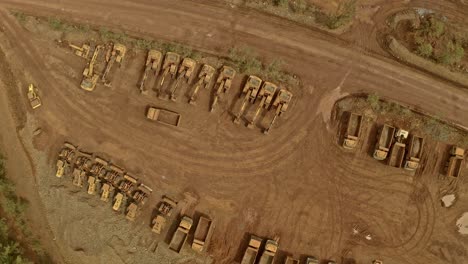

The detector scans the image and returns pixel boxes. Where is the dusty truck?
[446,146,465,178]
[241,235,262,264]
[387,129,408,168]
[258,239,279,264]
[169,216,193,253]
[404,135,424,171]
[284,256,300,264]
[146,106,181,127]
[191,216,213,252]
[342,113,363,149]
[373,124,396,160]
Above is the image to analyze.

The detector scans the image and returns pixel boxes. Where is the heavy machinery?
[188,64,215,105]
[170,57,196,101]
[233,75,262,124]
[373,124,396,160]
[373,261,383,264]
[75,151,93,171]
[72,168,86,187]
[56,159,66,178]
[125,202,138,221]
[81,45,103,91]
[387,129,408,168]
[305,257,319,264]
[264,89,293,134]
[105,165,124,187]
[69,43,91,59]
[112,192,124,211]
[146,106,181,127]
[169,216,193,253]
[100,183,114,202]
[151,196,178,234]
[119,174,138,195]
[87,176,98,195]
[246,82,278,128]
[284,256,299,264]
[139,50,162,94]
[258,239,279,264]
[101,43,127,86]
[404,135,424,171]
[59,142,77,163]
[241,235,262,264]
[159,52,181,92]
[151,215,167,234]
[27,84,42,109]
[192,216,213,252]
[90,157,109,178]
[210,66,236,112]
[342,113,363,149]
[132,184,153,205]
[446,146,465,178]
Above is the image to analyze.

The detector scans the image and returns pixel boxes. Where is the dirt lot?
[0,0,468,264]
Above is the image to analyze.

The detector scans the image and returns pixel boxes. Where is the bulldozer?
[69,43,91,59]
[100,183,115,202]
[90,157,109,178]
[139,50,162,95]
[105,165,124,186]
[58,142,77,163]
[101,43,127,86]
[151,196,178,234]
[246,82,278,128]
[169,57,197,101]
[27,84,42,109]
[188,64,215,105]
[72,168,87,188]
[55,159,67,178]
[233,75,262,124]
[87,176,99,195]
[133,184,153,205]
[210,66,236,112]
[74,151,93,171]
[125,202,139,221]
[112,192,125,211]
[119,174,138,195]
[151,214,167,234]
[81,45,103,91]
[158,52,181,94]
[263,89,292,134]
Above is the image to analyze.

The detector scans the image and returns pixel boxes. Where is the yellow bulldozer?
[139,49,162,95]
[158,52,181,94]
[233,75,262,124]
[101,43,127,86]
[188,64,215,105]
[133,184,153,205]
[100,183,115,202]
[81,45,103,91]
[125,202,139,221]
[27,84,42,109]
[210,66,236,112]
[112,192,125,211]
[263,89,292,134]
[69,43,91,59]
[119,174,138,195]
[170,57,196,101]
[247,82,278,128]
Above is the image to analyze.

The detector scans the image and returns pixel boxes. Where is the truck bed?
[241,248,259,264]
[169,229,187,252]
[388,143,406,168]
[447,157,464,178]
[379,125,396,149]
[193,217,212,246]
[258,254,274,264]
[157,109,181,126]
[347,113,362,137]
[408,136,424,159]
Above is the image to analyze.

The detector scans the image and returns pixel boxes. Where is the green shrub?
[417,42,433,58]
[366,93,380,112]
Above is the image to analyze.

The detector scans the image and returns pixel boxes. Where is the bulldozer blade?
[188,98,196,105]
[263,128,270,134]
[246,122,255,129]
[233,116,241,124]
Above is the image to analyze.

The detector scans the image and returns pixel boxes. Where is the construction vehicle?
[233,75,262,124]
[284,256,299,264]
[100,183,114,202]
[373,124,396,160]
[139,50,163,94]
[90,157,109,178]
[404,135,424,171]
[264,89,293,134]
[132,184,153,205]
[387,129,408,168]
[188,64,215,105]
[258,239,279,264]
[241,235,262,264]
[105,165,124,186]
[69,43,91,58]
[192,216,213,252]
[56,159,66,178]
[59,142,77,163]
[81,45,103,91]
[159,52,181,91]
[151,215,167,234]
[87,176,98,195]
[72,168,86,187]
[146,107,181,127]
[305,257,319,264]
[159,196,177,216]
[119,174,138,195]
[125,202,138,221]
[210,66,236,112]
[75,151,93,171]
[446,146,465,178]
[112,192,124,211]
[247,82,278,128]
[373,261,383,264]
[342,113,363,149]
[169,216,193,253]
[170,58,196,101]
[27,84,42,109]
[101,43,127,86]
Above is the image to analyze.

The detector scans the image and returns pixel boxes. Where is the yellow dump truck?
[284,256,299,264]
[446,146,465,178]
[373,124,396,160]
[241,235,262,264]
[404,135,424,171]
[192,216,213,252]
[387,129,408,168]
[146,106,181,127]
[342,113,363,149]
[169,216,193,253]
[258,239,278,264]
[305,257,319,264]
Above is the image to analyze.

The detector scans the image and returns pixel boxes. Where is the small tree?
[416,42,433,58]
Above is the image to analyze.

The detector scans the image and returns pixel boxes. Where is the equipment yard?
[0,0,468,264]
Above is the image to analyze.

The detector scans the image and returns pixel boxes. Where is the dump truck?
[446,146,465,178]
[189,64,215,104]
[146,107,181,127]
[305,257,319,264]
[101,43,127,86]
[170,57,196,101]
[112,192,124,211]
[342,113,363,149]
[284,256,299,264]
[56,159,66,178]
[100,183,114,202]
[87,176,98,195]
[264,89,292,134]
[247,82,278,128]
[139,50,162,94]
[81,45,103,91]
[192,216,213,252]
[210,66,236,112]
[151,215,167,234]
[169,216,193,253]
[27,84,42,109]
[373,124,396,160]
[69,43,91,59]
[159,52,181,91]
[119,174,138,195]
[258,239,278,264]
[241,235,262,264]
[387,129,408,168]
[234,75,262,124]
[404,135,424,171]
[125,202,138,221]
[133,184,153,205]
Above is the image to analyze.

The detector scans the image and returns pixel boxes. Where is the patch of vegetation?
[11,11,27,24]
[99,27,130,44]
[323,0,357,30]
[366,93,380,112]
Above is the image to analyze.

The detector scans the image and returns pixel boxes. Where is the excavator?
[80,45,103,91]
[246,82,278,128]
[158,52,181,95]
[101,43,127,86]
[170,57,196,101]
[27,84,42,109]
[188,64,215,105]
[210,66,236,112]
[263,89,293,134]
[233,75,262,124]
[139,50,162,95]
[69,43,91,59]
